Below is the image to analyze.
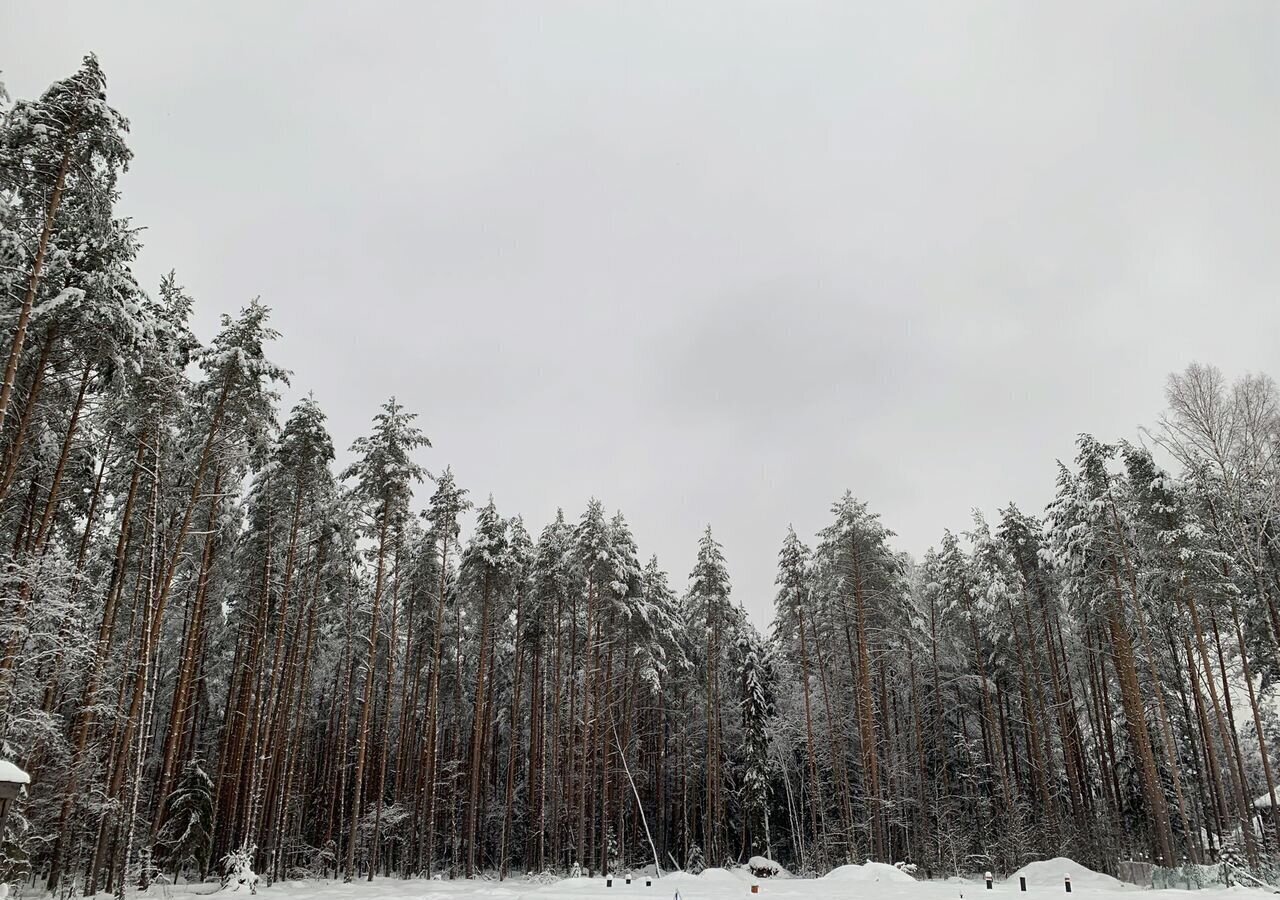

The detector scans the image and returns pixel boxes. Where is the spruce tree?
[739,628,776,857]
[156,760,214,881]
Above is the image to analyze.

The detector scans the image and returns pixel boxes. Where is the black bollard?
[627,877,632,885]
[608,877,614,888]
[646,880,652,887]
[1064,875,1072,894]
[1019,878,1027,892]
[985,872,993,890]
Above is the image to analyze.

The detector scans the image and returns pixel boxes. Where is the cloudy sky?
[4,2,1279,624]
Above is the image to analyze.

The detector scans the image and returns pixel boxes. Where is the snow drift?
[823,862,916,883]
[1010,858,1126,890]
[698,867,746,884]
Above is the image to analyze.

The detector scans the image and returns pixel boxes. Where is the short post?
[751,885,760,894]
[646,879,652,887]
[627,875,632,885]
[1019,877,1027,892]
[985,872,993,890]
[1064,874,1072,893]
[608,875,614,888]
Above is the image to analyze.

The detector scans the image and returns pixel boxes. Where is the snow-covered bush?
[748,856,781,878]
[220,847,259,894]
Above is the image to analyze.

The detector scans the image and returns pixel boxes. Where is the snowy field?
[144,860,1277,900]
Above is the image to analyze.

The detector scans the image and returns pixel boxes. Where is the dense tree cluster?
[2,57,1280,897]
[768,414,1280,880]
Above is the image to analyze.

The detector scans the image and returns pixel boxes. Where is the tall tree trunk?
[344,500,392,881]
[851,543,884,860]
[0,146,71,431]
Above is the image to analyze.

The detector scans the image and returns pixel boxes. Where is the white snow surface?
[693,868,743,885]
[1009,858,1127,890]
[0,759,29,784]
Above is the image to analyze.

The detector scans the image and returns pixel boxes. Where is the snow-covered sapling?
[220,848,259,895]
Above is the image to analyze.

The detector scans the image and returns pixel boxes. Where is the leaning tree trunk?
[1104,570,1174,865]
[0,147,71,432]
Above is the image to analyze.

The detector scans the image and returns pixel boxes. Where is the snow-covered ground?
[131,860,1277,900]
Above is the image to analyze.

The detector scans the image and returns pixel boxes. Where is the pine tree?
[0,54,131,431]
[340,398,429,881]
[771,526,825,870]
[815,493,901,862]
[1048,435,1177,865]
[459,497,510,876]
[686,525,737,864]
[419,466,470,875]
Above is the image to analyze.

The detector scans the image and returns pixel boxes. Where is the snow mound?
[823,862,915,883]
[661,872,702,886]
[1011,858,1125,890]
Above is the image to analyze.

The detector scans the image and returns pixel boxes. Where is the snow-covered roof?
[0,760,30,785]
[1253,791,1276,809]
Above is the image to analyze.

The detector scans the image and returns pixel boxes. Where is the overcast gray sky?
[4,1,1279,625]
